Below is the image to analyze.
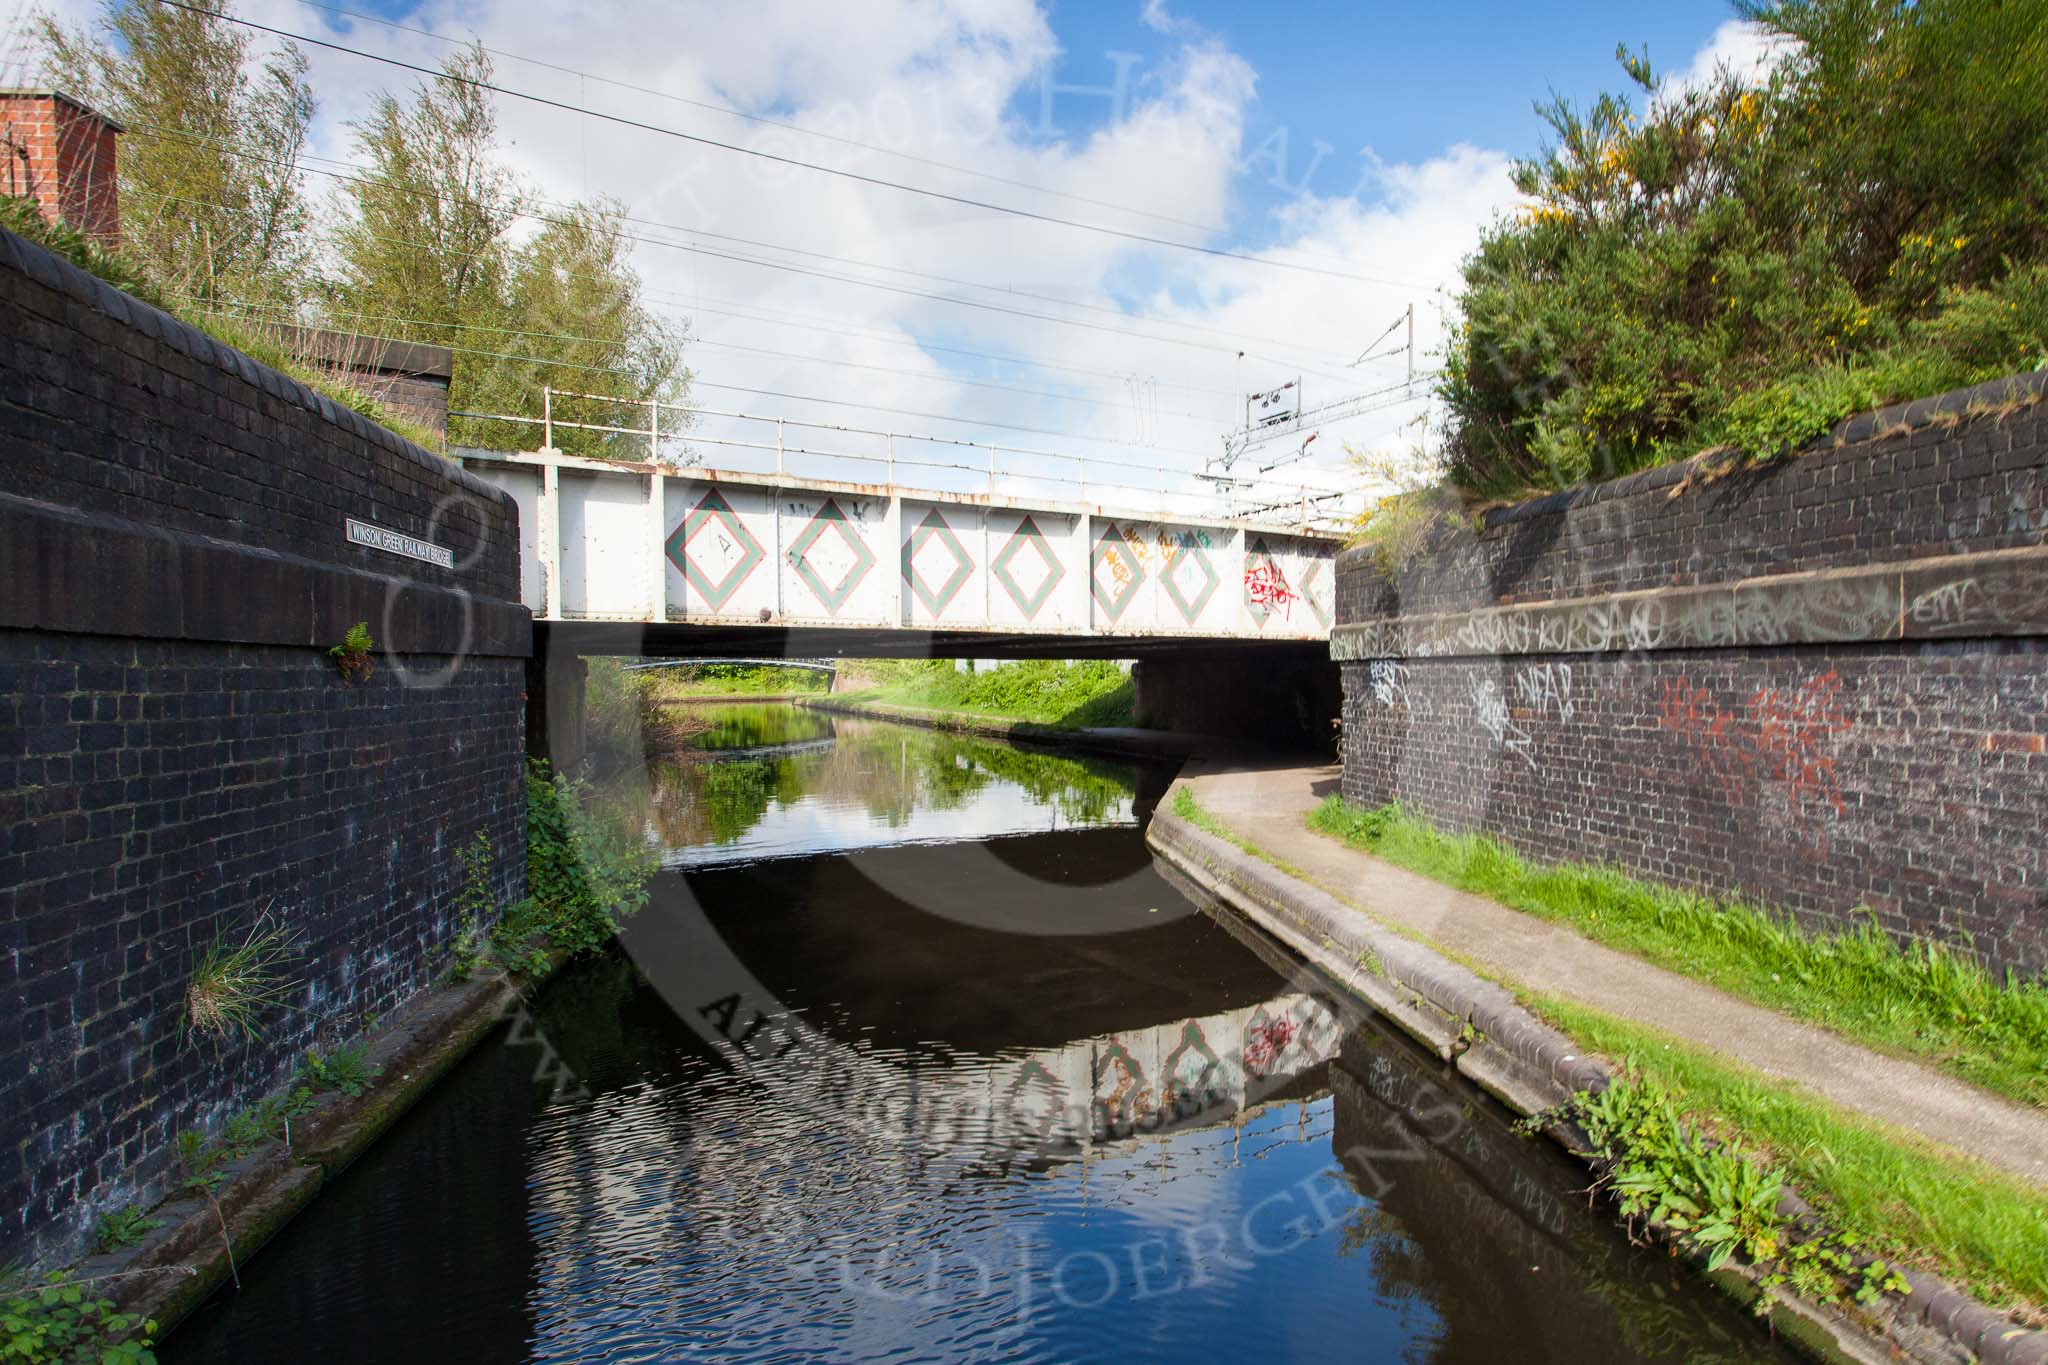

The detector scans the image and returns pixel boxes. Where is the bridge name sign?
[346,517,454,571]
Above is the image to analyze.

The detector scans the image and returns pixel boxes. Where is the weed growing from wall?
[181,910,302,1052]
[1570,1070,1908,1311]
[327,622,375,686]
[301,1043,375,1099]
[444,833,495,982]
[91,1208,161,1256]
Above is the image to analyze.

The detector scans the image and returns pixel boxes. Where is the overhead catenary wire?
[115,172,1253,398]
[114,123,1393,373]
[180,299,1242,459]
[175,284,1201,420]
[153,0,1422,288]
[134,179,1429,468]
[276,0,1238,241]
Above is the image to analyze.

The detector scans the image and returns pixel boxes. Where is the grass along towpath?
[1160,760,2048,1189]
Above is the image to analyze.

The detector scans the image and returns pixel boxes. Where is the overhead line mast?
[1205,308,1426,514]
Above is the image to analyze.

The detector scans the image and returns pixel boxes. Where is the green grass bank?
[831,660,1135,729]
[1308,797,2048,1111]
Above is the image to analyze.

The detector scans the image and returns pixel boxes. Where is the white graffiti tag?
[1470,676,1535,770]
[1367,659,1408,706]
[1909,578,1979,628]
[1513,662,1574,724]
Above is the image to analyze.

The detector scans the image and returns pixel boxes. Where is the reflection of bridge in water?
[619,872,1346,1172]
[981,991,1344,1161]
[514,862,1777,1364]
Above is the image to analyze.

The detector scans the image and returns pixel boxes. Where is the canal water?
[166,706,1797,1363]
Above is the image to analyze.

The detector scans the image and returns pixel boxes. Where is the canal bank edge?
[795,695,1209,761]
[81,959,550,1340]
[1145,787,2047,1365]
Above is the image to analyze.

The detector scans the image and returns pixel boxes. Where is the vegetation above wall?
[33,1,684,460]
[1431,0,2048,503]
[1,196,444,451]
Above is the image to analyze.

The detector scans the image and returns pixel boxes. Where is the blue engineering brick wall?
[1334,375,2048,977]
[0,225,533,1265]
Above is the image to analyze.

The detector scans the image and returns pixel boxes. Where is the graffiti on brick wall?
[1750,672,1851,827]
[2011,487,2048,541]
[1513,662,1575,724]
[1654,680,1753,807]
[1331,554,2047,660]
[1366,658,1409,706]
[1658,670,1850,844]
[1469,676,1534,769]
[1908,578,1979,628]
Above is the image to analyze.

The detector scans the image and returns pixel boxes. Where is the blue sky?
[1026,1,1738,225]
[22,0,1772,498]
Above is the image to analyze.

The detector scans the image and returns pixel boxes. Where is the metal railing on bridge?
[453,386,1355,532]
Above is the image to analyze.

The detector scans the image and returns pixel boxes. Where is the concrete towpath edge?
[1146,791,2048,1365]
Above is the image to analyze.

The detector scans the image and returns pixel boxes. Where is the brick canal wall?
[1334,373,2048,976]
[0,226,533,1265]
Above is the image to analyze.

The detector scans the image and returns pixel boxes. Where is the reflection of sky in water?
[661,760,1138,869]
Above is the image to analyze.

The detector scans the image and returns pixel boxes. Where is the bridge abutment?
[1334,371,2048,977]
[0,226,533,1266]
[1131,647,1340,753]
[526,641,589,772]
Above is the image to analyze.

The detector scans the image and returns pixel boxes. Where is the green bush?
[1440,0,2048,498]
[498,761,653,964]
[846,659,1134,728]
[1572,1072,1906,1308]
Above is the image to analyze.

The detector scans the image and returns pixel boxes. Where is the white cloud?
[1138,0,1198,38]
[23,0,1532,515]
[1663,18,1797,96]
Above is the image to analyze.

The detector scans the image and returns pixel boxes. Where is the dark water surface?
[166,706,1796,1364]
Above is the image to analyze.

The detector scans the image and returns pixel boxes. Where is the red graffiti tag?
[1245,561,1297,615]
[1656,670,1850,845]
[1656,679,1755,807]
[1748,671,1849,825]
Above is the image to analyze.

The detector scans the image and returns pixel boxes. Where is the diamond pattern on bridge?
[1160,533,1219,625]
[1299,556,1333,629]
[786,498,877,615]
[991,515,1065,620]
[1243,535,1296,627]
[1090,521,1146,623]
[667,488,764,613]
[902,507,974,617]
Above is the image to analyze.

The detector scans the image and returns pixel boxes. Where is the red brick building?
[0,89,123,247]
